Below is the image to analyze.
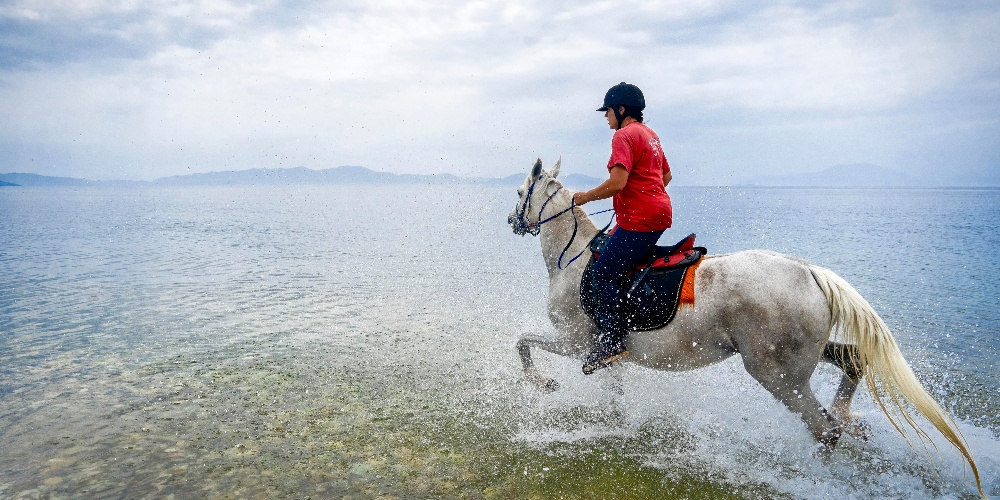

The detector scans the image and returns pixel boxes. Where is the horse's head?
[508,157,563,236]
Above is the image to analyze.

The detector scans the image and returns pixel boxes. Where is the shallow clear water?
[0,184,997,498]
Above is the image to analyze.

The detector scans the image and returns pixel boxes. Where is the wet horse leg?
[743,357,842,454]
[822,342,870,439]
[774,384,842,454]
[516,334,567,392]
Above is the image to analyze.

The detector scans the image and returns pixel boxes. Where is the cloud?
[0,0,997,184]
[0,0,254,69]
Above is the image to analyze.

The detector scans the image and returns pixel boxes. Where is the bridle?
[509,175,613,270]
[509,175,574,237]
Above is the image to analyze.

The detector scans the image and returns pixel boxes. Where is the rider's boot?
[582,328,628,375]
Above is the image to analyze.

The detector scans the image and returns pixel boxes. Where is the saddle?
[581,232,707,331]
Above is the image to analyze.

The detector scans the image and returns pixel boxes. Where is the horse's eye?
[517,189,524,196]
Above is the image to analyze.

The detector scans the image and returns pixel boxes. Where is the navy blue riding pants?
[593,227,665,339]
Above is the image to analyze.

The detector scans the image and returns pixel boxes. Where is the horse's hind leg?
[761,380,843,454]
[822,342,871,440]
[742,355,842,454]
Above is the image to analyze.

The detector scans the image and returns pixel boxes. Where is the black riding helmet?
[597,82,645,130]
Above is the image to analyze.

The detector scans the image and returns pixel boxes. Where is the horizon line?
[2,165,998,189]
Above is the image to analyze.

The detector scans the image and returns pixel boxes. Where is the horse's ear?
[531,158,542,179]
[551,157,561,179]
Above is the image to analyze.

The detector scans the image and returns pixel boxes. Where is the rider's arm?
[573,165,628,205]
[663,169,672,187]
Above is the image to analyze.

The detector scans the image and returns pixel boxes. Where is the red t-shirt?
[607,122,672,232]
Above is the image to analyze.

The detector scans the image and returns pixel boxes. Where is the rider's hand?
[573,192,587,206]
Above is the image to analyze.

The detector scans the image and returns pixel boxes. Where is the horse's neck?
[539,204,599,277]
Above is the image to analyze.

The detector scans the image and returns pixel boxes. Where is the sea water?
[0,184,997,498]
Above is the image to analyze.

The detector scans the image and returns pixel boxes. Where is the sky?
[1,0,998,185]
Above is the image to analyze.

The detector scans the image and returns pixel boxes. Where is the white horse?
[508,158,984,497]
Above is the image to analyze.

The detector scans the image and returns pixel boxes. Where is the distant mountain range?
[154,166,472,186]
[744,163,925,187]
[0,166,603,188]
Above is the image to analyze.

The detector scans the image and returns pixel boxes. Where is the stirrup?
[582,349,629,375]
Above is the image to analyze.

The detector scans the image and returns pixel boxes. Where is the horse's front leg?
[516,334,568,392]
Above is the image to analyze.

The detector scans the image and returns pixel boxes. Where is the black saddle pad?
[580,244,705,332]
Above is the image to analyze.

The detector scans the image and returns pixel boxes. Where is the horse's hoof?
[524,369,560,392]
[813,431,841,462]
[540,378,560,392]
[821,426,842,449]
[834,411,872,441]
[845,419,872,441]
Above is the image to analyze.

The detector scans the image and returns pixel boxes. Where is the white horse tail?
[809,265,984,497]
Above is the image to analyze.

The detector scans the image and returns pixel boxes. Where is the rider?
[573,82,673,375]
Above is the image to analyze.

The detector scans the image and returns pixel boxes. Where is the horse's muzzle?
[508,211,536,236]
[508,212,526,235]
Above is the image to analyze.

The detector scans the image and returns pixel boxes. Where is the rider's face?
[604,107,620,129]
